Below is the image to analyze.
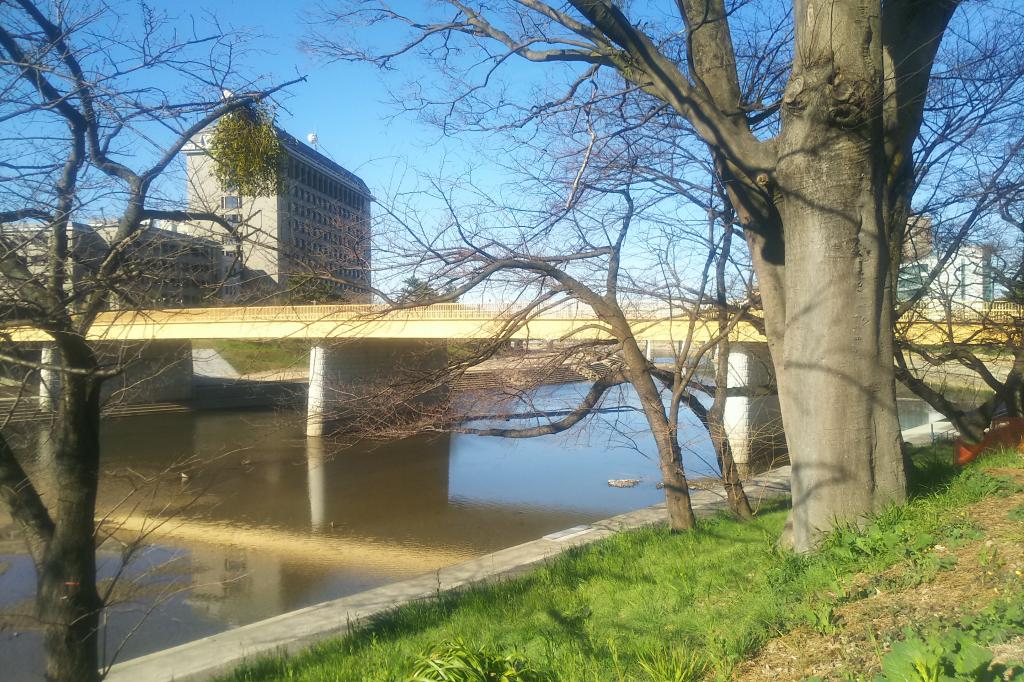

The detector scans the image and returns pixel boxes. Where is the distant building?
[902,215,934,262]
[898,216,995,309]
[88,219,221,308]
[181,127,372,302]
[0,220,221,310]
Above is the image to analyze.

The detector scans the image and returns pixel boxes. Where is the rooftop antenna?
[306,131,319,151]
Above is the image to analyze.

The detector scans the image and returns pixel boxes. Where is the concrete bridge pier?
[644,339,654,362]
[723,342,786,476]
[38,344,60,411]
[37,341,193,411]
[306,345,330,437]
[306,340,451,438]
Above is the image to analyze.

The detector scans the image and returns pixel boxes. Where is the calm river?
[0,385,940,680]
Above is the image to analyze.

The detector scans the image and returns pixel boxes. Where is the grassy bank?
[202,340,496,376]
[222,447,1024,681]
[204,340,310,375]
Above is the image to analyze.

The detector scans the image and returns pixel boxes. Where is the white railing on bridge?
[121,301,691,322]
[98,299,1022,326]
[900,300,1023,325]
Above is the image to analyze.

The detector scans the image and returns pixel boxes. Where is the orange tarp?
[954,417,1024,466]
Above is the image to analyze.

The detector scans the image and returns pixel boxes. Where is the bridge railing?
[95,301,695,323]
[898,301,1023,325]
[89,300,1023,327]
[980,301,1023,323]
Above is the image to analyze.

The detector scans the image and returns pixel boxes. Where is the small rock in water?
[607,478,640,488]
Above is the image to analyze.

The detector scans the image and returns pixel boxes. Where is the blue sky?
[139,0,535,205]
[145,0,443,194]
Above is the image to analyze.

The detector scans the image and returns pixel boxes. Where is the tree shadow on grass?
[684,497,791,546]
[906,445,960,497]
[542,605,596,656]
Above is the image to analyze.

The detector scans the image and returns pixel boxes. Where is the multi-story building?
[88,219,222,308]
[181,127,372,302]
[0,220,220,311]
[897,216,996,310]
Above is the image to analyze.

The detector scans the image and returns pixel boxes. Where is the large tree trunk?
[735,1,914,552]
[774,192,906,551]
[774,132,906,547]
[765,2,908,552]
[37,362,103,682]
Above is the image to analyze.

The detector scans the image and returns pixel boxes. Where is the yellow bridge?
[9,302,1018,344]
[10,301,1020,446]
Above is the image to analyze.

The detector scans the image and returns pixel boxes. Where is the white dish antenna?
[307,132,319,150]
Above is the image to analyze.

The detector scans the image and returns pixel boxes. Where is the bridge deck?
[6,303,1016,344]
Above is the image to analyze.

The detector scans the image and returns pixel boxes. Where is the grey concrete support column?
[723,342,785,476]
[305,340,450,437]
[306,436,326,530]
[306,344,328,437]
[38,344,60,411]
[644,339,654,362]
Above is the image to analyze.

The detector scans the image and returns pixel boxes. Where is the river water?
[0,386,942,680]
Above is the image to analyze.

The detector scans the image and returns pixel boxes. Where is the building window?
[897,262,929,301]
[221,196,241,210]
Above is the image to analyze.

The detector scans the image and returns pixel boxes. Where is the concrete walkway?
[902,419,958,446]
[105,467,792,682]
[192,348,240,379]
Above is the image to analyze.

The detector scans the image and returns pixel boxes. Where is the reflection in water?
[1,384,680,679]
[897,398,943,430]
[307,438,326,531]
[0,386,943,681]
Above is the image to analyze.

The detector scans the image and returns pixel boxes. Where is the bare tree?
[891,11,1024,444]
[0,3,298,679]
[313,0,1012,550]
[350,123,757,527]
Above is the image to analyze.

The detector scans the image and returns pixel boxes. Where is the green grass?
[204,339,310,375]
[203,340,491,376]
[220,447,1023,682]
[871,598,1024,681]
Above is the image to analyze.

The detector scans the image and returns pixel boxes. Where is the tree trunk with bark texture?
[37,357,103,682]
[773,194,906,549]
[771,3,908,550]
